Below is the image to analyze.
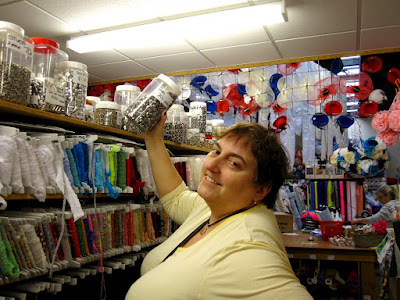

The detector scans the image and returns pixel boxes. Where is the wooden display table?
[282,231,377,299]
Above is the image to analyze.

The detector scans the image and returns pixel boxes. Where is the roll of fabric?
[346,181,352,220]
[339,181,345,218]
[350,181,357,219]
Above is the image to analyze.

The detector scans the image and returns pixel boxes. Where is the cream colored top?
[126,182,312,299]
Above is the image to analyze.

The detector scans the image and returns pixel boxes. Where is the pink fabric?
[339,181,345,218]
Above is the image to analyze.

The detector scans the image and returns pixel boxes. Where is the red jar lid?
[27,37,59,54]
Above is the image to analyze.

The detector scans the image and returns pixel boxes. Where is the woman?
[352,185,400,225]
[126,112,312,299]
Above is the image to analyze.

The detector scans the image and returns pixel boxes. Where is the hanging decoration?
[308,77,339,106]
[362,56,383,73]
[339,72,374,100]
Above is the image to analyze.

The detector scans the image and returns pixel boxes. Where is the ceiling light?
[67,1,287,53]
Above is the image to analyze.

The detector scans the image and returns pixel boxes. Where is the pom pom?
[377,130,399,147]
[371,111,390,133]
[388,110,400,132]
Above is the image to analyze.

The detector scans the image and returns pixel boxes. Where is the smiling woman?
[125,111,312,300]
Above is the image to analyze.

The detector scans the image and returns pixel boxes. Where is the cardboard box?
[274,212,294,233]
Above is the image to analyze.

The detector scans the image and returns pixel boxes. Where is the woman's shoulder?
[242,206,285,246]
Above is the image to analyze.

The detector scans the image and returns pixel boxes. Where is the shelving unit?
[0,100,209,155]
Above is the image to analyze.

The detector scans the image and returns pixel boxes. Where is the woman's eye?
[211,149,220,155]
[230,160,240,168]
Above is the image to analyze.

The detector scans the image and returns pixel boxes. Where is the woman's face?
[197,136,267,214]
[377,192,391,205]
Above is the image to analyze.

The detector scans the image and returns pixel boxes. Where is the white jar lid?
[116,84,141,93]
[95,101,121,110]
[170,104,185,111]
[86,96,100,103]
[0,21,24,36]
[56,61,87,71]
[187,128,200,134]
[157,74,180,97]
[190,101,207,108]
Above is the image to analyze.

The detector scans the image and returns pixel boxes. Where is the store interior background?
[1,0,400,178]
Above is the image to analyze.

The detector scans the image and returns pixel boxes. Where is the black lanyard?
[161,219,209,263]
[161,207,249,263]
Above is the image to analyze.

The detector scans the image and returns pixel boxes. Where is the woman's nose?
[203,155,222,173]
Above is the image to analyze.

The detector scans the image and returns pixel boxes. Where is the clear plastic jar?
[206,120,213,140]
[212,119,227,139]
[0,21,33,105]
[187,128,200,147]
[85,96,99,123]
[28,37,69,113]
[114,84,140,107]
[85,104,94,123]
[189,101,207,134]
[125,74,180,133]
[55,61,88,120]
[94,101,122,129]
[115,84,141,132]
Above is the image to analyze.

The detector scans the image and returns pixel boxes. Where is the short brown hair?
[217,123,289,209]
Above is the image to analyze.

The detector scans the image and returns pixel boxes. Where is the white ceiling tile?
[116,41,196,59]
[360,26,400,50]
[201,42,279,66]
[29,0,248,32]
[361,0,400,29]
[65,50,129,67]
[186,26,269,50]
[88,61,155,80]
[0,1,78,38]
[276,32,357,58]
[88,73,104,84]
[268,0,357,40]
[136,52,215,73]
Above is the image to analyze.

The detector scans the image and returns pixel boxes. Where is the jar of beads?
[55,61,88,120]
[94,101,122,129]
[28,37,69,113]
[124,74,180,133]
[0,21,33,105]
[114,84,141,131]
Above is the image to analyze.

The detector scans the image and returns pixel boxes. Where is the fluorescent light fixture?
[67,1,287,53]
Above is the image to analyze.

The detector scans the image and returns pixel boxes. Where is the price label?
[6,34,33,58]
[327,255,335,261]
[152,85,174,107]
[71,69,88,87]
[45,83,65,106]
[309,254,317,260]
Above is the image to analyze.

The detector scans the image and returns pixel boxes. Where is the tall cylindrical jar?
[27,37,69,113]
[125,74,180,133]
[55,61,88,120]
[0,21,33,105]
[189,101,207,135]
[114,84,141,132]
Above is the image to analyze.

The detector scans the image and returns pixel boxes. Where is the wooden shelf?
[3,193,142,201]
[0,100,209,155]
